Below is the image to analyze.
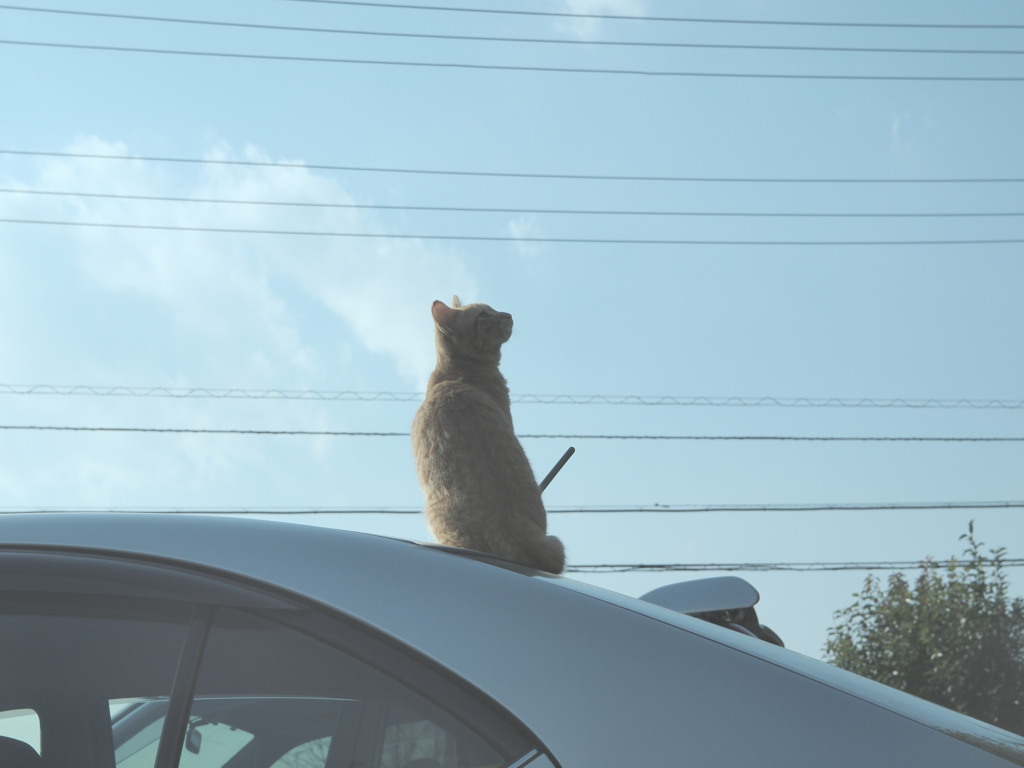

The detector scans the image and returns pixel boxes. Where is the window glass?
[112,699,169,768]
[382,709,455,768]
[0,709,40,754]
[0,594,193,768]
[186,609,508,768]
[111,697,263,768]
[180,720,255,766]
[269,737,331,768]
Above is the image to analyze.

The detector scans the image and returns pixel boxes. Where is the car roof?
[3,512,1023,767]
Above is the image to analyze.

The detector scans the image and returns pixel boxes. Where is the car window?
[113,700,262,768]
[269,736,330,768]
[380,707,471,768]
[182,608,508,768]
[113,701,171,768]
[0,708,40,754]
[1,555,542,768]
[0,593,194,767]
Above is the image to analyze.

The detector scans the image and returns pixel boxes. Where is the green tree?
[825,523,1024,735]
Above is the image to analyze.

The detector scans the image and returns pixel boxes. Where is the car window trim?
[0,549,297,610]
[153,605,213,768]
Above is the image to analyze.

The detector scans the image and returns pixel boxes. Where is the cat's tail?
[527,534,566,575]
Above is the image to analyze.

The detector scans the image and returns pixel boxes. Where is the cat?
[411,296,566,574]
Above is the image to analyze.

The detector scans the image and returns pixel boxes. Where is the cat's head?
[431,295,513,361]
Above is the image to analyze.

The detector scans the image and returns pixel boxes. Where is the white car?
[1,513,1022,767]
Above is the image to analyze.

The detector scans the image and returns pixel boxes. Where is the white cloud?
[282,236,478,384]
[506,215,547,258]
[1,137,476,387]
[554,0,648,40]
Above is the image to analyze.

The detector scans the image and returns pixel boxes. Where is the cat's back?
[413,375,511,447]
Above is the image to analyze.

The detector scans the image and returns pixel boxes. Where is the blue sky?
[1,0,1022,657]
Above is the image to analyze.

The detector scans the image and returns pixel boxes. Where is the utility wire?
[3,5,1021,55]
[3,501,1016,515]
[5,149,1021,184]
[4,188,1022,220]
[4,218,1022,247]
[567,559,1024,573]
[515,395,1024,409]
[2,425,1022,441]
[3,384,1022,410]
[549,501,1024,514]
[278,1,1024,31]
[527,434,1024,442]
[4,39,1024,81]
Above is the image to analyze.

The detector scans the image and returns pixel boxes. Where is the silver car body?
[2,513,1023,767]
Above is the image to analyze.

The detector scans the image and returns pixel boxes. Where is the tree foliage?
[825,523,1024,735]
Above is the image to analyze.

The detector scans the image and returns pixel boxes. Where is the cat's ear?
[431,299,459,334]
[452,295,462,308]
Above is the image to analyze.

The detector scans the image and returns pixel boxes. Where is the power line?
[549,501,1024,514]
[568,559,1024,573]
[4,5,1022,55]
[278,1,1024,31]
[0,384,429,402]
[4,218,1022,247]
[526,434,1024,443]
[3,384,1022,410]
[2,424,1022,441]
[515,395,1024,409]
[5,149,1021,184]
[5,39,1024,81]
[4,187,1023,220]
[1,501,1020,515]
[0,425,407,437]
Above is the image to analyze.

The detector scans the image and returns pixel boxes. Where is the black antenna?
[539,447,575,493]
